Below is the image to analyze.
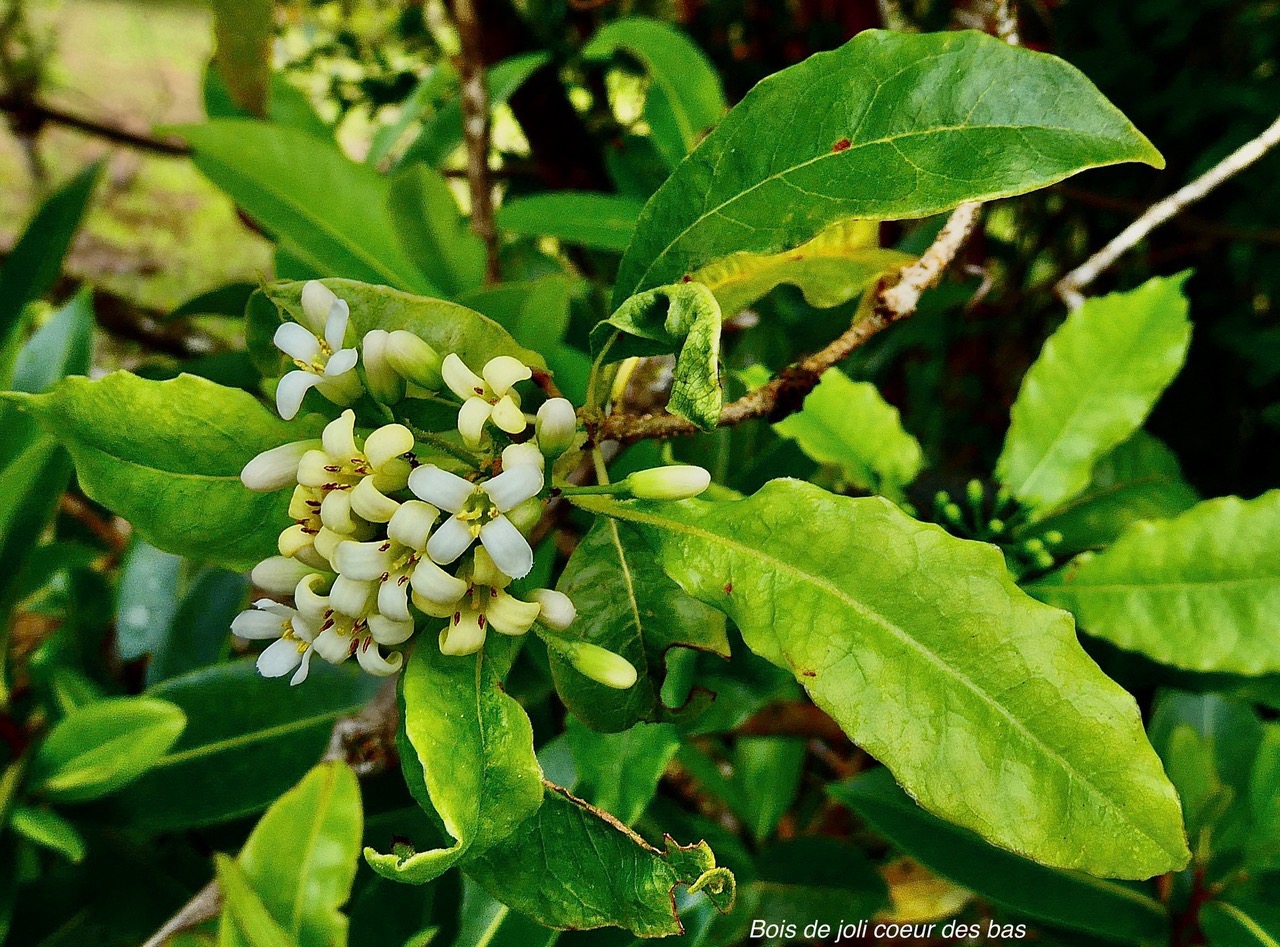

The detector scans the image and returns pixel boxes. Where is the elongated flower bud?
[535,398,577,457]
[530,589,575,631]
[384,330,443,390]
[554,641,637,690]
[362,330,406,405]
[241,440,321,492]
[626,465,711,501]
[250,556,319,595]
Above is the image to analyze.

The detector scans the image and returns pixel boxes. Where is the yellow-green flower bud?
[384,330,443,390]
[535,398,577,457]
[556,641,636,690]
[625,465,711,501]
[362,330,406,404]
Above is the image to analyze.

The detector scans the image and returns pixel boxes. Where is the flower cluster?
[233,281,709,688]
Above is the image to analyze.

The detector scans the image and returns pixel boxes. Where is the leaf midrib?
[153,707,355,768]
[581,496,1180,858]
[1211,904,1280,947]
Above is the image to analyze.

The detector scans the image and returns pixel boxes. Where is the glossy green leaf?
[732,737,805,844]
[585,17,725,169]
[831,768,1169,942]
[0,437,72,621]
[997,275,1192,514]
[389,164,486,296]
[574,482,1189,878]
[1029,492,1280,675]
[115,659,378,829]
[175,121,434,293]
[691,219,911,317]
[10,288,95,395]
[216,855,300,947]
[30,696,186,803]
[365,644,543,884]
[115,539,184,665]
[497,193,645,253]
[367,63,455,166]
[149,568,247,681]
[4,372,324,571]
[565,718,679,826]
[1249,726,1280,871]
[616,30,1162,302]
[549,519,728,732]
[1030,431,1199,553]
[466,782,735,936]
[220,762,362,947]
[592,282,723,429]
[9,807,86,863]
[211,0,271,115]
[1201,901,1280,947]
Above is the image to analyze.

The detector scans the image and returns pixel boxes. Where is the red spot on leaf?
[724,582,733,595]
[681,275,693,283]
[832,138,852,152]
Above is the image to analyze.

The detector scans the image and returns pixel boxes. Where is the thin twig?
[1056,111,1280,309]
[140,883,221,947]
[0,93,191,156]
[451,0,501,283]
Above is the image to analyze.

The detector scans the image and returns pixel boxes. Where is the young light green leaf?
[573,482,1190,878]
[174,120,435,293]
[389,164,486,296]
[365,645,543,884]
[1029,431,1199,553]
[616,30,1162,303]
[497,193,645,253]
[222,762,362,947]
[592,282,723,430]
[565,718,679,826]
[584,17,726,169]
[997,275,1192,514]
[30,696,186,803]
[830,768,1169,943]
[1200,901,1280,947]
[465,782,735,936]
[1028,492,1280,676]
[9,806,86,864]
[216,855,300,947]
[691,219,912,317]
[115,660,379,829]
[4,372,324,572]
[549,519,728,732]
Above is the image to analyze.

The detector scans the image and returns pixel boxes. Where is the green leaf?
[549,519,728,732]
[565,718,679,826]
[221,762,362,947]
[150,568,248,682]
[584,17,726,169]
[4,372,324,571]
[30,696,186,803]
[497,193,645,253]
[616,29,1162,303]
[465,782,735,936]
[216,855,300,947]
[1030,431,1199,553]
[1028,492,1280,675]
[691,219,912,317]
[174,120,434,293]
[364,644,543,884]
[389,164,486,296]
[211,0,272,115]
[573,481,1189,878]
[9,806,86,864]
[831,768,1169,943]
[1249,725,1280,871]
[1201,901,1280,947]
[997,275,1192,514]
[0,162,102,345]
[10,288,96,395]
[114,659,378,829]
[743,365,923,500]
[731,737,805,844]
[592,282,723,430]
[115,539,184,665]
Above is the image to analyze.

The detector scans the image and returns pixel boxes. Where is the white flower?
[296,574,412,677]
[441,353,531,448]
[273,282,362,420]
[231,599,319,686]
[529,589,576,631]
[296,410,415,533]
[535,398,577,457]
[408,445,543,579]
[436,548,542,656]
[626,465,712,501]
[241,440,322,492]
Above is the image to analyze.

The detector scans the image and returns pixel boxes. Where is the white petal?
[364,424,414,470]
[320,489,355,534]
[313,526,345,563]
[372,457,411,493]
[356,639,403,676]
[485,590,540,636]
[289,612,318,643]
[330,575,375,617]
[250,556,315,595]
[530,589,576,631]
[276,371,321,421]
[387,500,438,550]
[295,450,332,488]
[316,366,362,406]
[323,410,360,460]
[232,609,286,640]
[489,394,527,435]
[325,347,359,376]
[439,608,486,655]
[442,353,485,401]
[313,627,353,664]
[289,484,321,519]
[501,442,544,471]
[377,578,412,622]
[479,515,534,579]
[412,591,457,619]
[410,556,467,605]
[481,464,543,513]
[241,440,317,492]
[457,397,492,449]
[470,546,507,588]
[257,637,304,678]
[274,322,321,363]
[333,540,394,582]
[300,281,338,334]
[294,573,332,622]
[290,648,314,685]
[324,298,350,350]
[361,330,403,404]
[350,477,400,523]
[367,613,414,646]
[482,355,531,395]
[408,465,474,513]
[277,523,314,560]
[426,514,475,566]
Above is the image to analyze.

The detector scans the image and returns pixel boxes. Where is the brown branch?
[451,0,501,283]
[0,93,191,156]
[596,202,983,444]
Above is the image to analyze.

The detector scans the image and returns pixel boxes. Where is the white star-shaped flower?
[441,353,531,448]
[273,282,362,420]
[231,599,319,686]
